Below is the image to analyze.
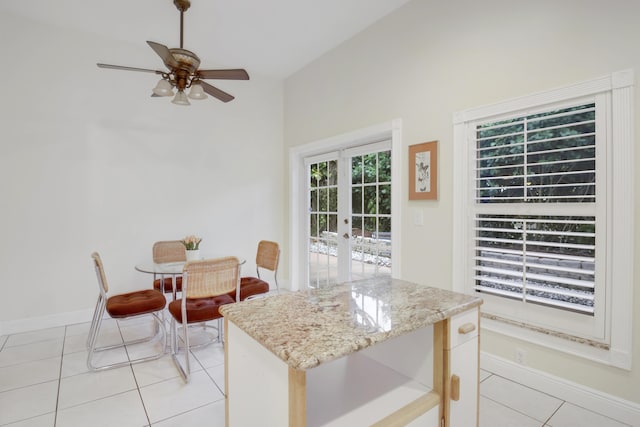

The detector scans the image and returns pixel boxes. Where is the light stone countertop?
[220,277,482,370]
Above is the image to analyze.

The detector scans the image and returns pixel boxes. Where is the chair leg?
[86,295,102,349]
[183,320,190,378]
[86,297,106,369]
[87,311,166,372]
[158,274,167,324]
[216,318,223,343]
[171,317,191,382]
[170,316,177,359]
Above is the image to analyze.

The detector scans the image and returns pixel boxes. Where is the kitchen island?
[220,277,482,427]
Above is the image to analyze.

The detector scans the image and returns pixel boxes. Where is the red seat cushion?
[106,289,166,318]
[168,294,235,324]
[153,276,183,293]
[228,277,269,301]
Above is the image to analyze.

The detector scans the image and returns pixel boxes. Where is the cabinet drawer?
[449,309,479,349]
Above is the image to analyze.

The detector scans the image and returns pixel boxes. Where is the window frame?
[452,70,634,369]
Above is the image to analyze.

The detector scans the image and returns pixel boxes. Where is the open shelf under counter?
[307,327,439,426]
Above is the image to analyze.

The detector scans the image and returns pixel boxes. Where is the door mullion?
[337,151,352,283]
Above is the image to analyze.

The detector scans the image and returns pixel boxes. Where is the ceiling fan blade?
[200,81,235,103]
[97,63,164,74]
[146,41,178,68]
[196,69,250,80]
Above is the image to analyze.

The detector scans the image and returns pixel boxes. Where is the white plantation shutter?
[474,214,595,314]
[453,70,634,368]
[472,103,598,315]
[475,103,596,204]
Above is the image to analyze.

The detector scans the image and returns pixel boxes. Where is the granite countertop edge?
[221,279,482,370]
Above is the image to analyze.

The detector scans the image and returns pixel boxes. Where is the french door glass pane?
[308,148,392,287]
[309,160,339,287]
[350,151,392,281]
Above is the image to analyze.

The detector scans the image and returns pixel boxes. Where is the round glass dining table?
[135,261,184,275]
[135,259,246,276]
[134,258,245,348]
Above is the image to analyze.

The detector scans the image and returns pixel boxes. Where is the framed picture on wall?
[409,141,438,200]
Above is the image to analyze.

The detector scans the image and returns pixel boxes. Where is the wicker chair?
[87,252,167,371]
[231,240,280,301]
[169,256,240,382]
[152,240,186,297]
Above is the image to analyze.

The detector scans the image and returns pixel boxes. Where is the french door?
[306,141,392,287]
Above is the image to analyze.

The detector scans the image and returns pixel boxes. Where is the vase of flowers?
[182,235,202,261]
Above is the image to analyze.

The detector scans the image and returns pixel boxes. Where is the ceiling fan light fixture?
[97,0,249,105]
[152,79,174,97]
[171,90,191,106]
[188,83,207,100]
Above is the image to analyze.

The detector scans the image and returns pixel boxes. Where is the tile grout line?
[481,372,566,426]
[129,356,153,427]
[53,326,69,427]
[489,371,567,402]
[481,393,546,424]
[118,318,154,426]
[543,400,565,426]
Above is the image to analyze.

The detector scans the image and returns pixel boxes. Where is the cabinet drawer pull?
[458,322,476,335]
[450,374,460,401]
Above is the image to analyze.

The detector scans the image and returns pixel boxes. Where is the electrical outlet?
[515,348,527,365]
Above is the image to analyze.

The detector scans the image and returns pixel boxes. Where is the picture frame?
[409,140,438,200]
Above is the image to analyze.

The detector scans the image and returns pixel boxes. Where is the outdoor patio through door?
[307,141,392,287]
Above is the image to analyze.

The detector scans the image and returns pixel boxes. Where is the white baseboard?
[481,351,640,426]
[0,281,294,337]
[0,308,94,336]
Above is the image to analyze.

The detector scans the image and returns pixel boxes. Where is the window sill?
[481,314,631,371]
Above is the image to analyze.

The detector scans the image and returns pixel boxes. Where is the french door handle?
[343,233,350,239]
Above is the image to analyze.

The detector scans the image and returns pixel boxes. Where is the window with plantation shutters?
[452,70,634,368]
[473,104,597,315]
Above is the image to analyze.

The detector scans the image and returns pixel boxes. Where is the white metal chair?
[87,252,167,371]
[168,256,240,382]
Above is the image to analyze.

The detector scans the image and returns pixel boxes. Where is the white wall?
[0,10,284,331]
[284,0,640,404]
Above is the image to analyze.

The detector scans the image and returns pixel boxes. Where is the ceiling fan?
[97,0,249,105]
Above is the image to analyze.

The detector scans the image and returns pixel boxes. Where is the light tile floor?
[0,318,632,426]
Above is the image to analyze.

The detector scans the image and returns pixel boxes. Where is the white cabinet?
[448,309,479,427]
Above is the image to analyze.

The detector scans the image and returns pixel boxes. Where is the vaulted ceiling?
[0,0,412,79]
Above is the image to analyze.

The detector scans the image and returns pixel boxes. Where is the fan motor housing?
[168,48,201,74]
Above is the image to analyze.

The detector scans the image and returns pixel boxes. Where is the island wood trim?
[288,367,306,426]
[371,391,441,427]
[433,318,451,427]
